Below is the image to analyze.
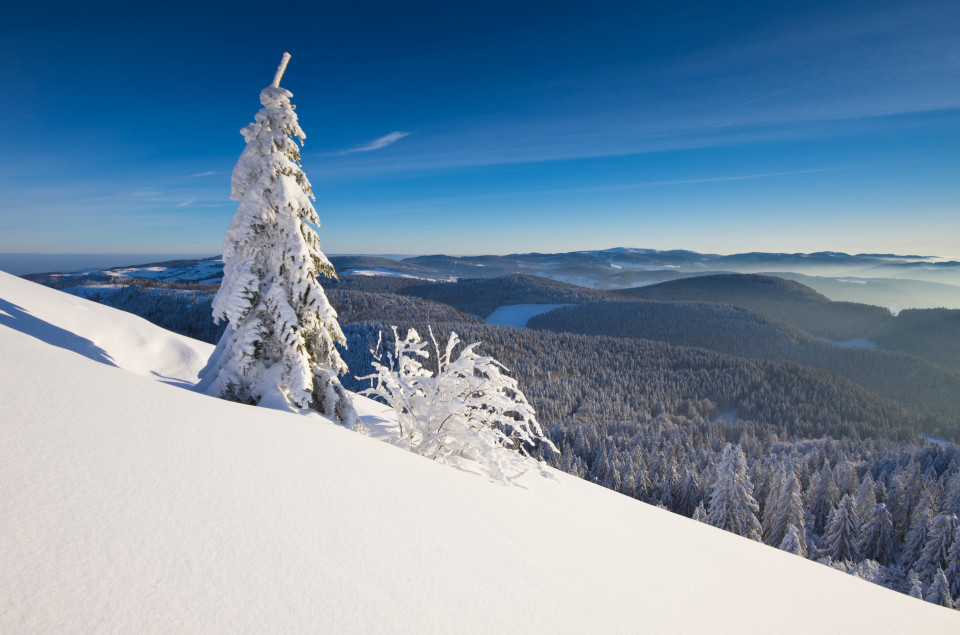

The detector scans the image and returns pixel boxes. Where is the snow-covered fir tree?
[197,53,357,427]
[908,570,924,599]
[902,501,935,570]
[860,503,897,566]
[946,526,960,600]
[779,523,808,558]
[916,513,959,586]
[947,474,960,517]
[761,465,787,543]
[705,443,761,540]
[855,474,878,520]
[808,462,840,535]
[766,467,806,549]
[823,494,861,563]
[925,568,955,609]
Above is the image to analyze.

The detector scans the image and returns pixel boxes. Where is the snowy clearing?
[715,408,740,425]
[1,273,958,633]
[104,259,225,283]
[342,268,455,281]
[484,303,571,327]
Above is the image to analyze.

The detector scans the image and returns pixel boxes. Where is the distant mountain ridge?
[23,247,960,311]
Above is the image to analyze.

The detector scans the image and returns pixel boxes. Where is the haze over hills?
[18,247,960,311]
[22,257,960,420]
[29,257,960,438]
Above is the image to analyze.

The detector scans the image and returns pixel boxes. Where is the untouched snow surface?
[484,304,570,328]
[342,268,455,282]
[1,272,958,633]
[0,272,210,386]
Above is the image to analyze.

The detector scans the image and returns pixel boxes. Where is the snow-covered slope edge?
[1,274,957,633]
[0,271,211,385]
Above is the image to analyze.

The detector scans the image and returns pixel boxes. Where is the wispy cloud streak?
[325,131,412,156]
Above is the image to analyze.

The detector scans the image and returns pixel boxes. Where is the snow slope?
[1,273,958,633]
[484,303,570,328]
[0,272,210,386]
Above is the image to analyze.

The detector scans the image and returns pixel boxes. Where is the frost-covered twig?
[360,327,557,481]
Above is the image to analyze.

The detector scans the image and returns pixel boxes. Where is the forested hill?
[619,273,830,304]
[528,300,960,426]
[869,309,960,372]
[617,273,893,341]
[341,319,940,442]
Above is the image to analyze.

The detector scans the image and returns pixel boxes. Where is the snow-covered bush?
[361,327,556,481]
[196,53,357,427]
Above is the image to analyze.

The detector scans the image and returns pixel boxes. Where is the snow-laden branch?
[360,327,556,482]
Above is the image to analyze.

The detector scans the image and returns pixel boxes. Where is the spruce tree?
[925,568,955,609]
[808,462,840,535]
[692,500,707,522]
[945,526,960,600]
[823,494,861,563]
[855,473,877,521]
[908,570,924,599]
[916,513,959,586]
[902,505,935,570]
[197,53,357,427]
[946,474,960,517]
[860,503,896,566]
[767,467,806,549]
[761,465,787,544]
[705,443,761,541]
[676,468,701,518]
[779,523,808,559]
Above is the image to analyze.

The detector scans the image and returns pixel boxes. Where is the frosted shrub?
[361,327,556,481]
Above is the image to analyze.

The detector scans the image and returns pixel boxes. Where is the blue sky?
[1,0,958,258]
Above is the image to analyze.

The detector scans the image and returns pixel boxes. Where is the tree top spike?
[272,52,292,88]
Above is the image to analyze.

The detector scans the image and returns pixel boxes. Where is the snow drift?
[1,272,958,633]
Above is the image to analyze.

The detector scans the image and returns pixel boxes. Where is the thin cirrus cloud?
[324,131,412,156]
